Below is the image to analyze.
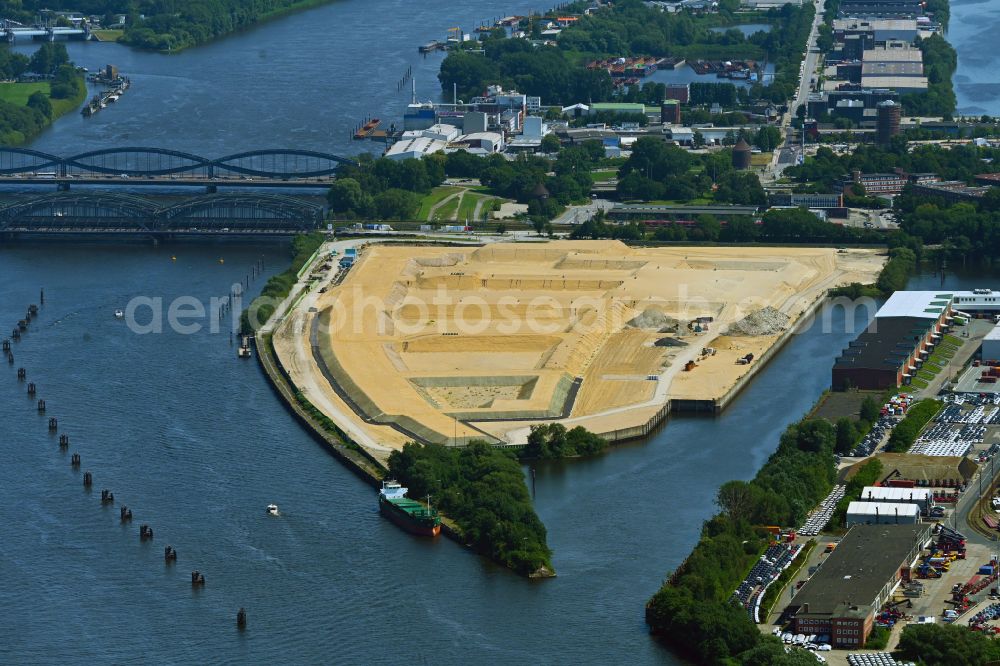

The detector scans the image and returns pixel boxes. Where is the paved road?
[769,0,825,179]
[549,198,615,226]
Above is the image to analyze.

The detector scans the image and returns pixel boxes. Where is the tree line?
[615,136,771,204]
[0,0,328,52]
[645,418,839,663]
[328,141,605,222]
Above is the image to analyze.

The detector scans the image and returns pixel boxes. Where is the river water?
[949,0,1000,117]
[2,2,998,663]
[0,240,886,664]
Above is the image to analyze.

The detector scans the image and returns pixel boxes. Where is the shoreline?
[254,304,474,565]
[118,0,341,54]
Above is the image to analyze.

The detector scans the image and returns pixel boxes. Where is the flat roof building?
[874,290,954,320]
[860,486,933,509]
[833,291,955,391]
[860,75,928,92]
[846,501,920,526]
[787,523,930,648]
[833,18,919,43]
[384,136,448,161]
[983,323,1000,363]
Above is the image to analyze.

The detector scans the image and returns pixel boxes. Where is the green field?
[456,192,499,222]
[0,78,86,137]
[455,193,478,222]
[416,186,461,221]
[0,81,50,106]
[432,196,460,222]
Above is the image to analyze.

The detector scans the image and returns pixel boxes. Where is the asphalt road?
[769,0,826,179]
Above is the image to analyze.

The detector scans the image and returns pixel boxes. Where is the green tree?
[753,126,783,152]
[834,418,856,455]
[327,178,373,218]
[897,623,1000,665]
[26,91,52,118]
[695,214,721,241]
[532,217,546,236]
[540,133,561,154]
[373,189,419,220]
[716,480,752,523]
[859,396,880,423]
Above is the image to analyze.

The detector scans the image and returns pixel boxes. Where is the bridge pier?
[206,185,217,194]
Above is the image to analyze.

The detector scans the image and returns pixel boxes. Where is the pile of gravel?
[728,307,789,336]
[654,337,688,348]
[627,308,680,332]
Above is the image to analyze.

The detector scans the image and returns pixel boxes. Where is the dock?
[418,40,446,54]
[81,65,130,118]
[353,118,381,140]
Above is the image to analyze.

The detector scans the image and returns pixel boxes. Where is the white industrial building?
[846,501,919,527]
[984,323,1000,363]
[859,487,933,511]
[384,136,448,161]
[448,131,504,155]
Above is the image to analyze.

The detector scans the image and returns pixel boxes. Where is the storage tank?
[876,100,901,146]
[732,138,752,170]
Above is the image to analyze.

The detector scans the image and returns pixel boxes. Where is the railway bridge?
[0,191,325,236]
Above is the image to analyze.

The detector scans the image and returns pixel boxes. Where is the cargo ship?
[379,480,441,537]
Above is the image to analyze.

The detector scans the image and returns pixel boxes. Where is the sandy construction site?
[272,241,884,457]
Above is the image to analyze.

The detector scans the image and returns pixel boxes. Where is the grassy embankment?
[90,29,124,41]
[415,186,461,220]
[240,232,324,333]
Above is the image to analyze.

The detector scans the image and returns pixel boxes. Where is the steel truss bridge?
[0,147,356,188]
[0,192,324,235]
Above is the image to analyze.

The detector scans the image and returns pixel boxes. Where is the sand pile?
[627,308,680,332]
[728,307,790,336]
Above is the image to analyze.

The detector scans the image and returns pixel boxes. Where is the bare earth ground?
[273,241,884,459]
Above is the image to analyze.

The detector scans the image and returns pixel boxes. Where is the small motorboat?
[266,504,279,516]
[114,309,124,319]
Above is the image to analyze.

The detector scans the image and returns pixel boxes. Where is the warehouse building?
[832,291,954,390]
[832,18,919,44]
[837,0,922,18]
[860,486,933,511]
[846,501,920,526]
[787,523,931,648]
[983,323,1000,364]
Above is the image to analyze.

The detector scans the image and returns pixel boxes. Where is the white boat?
[266,504,279,515]
[114,309,124,319]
